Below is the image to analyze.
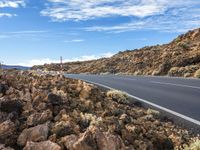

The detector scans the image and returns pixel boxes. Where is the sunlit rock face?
[0,70,197,149]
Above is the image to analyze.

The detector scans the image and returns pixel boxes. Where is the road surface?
[66,74,200,127]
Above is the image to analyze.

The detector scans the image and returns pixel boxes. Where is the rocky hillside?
[0,69,199,150]
[32,28,200,78]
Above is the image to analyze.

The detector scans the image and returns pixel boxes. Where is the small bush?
[184,139,200,150]
[134,71,142,76]
[147,109,160,117]
[194,69,200,78]
[152,70,161,76]
[184,73,192,78]
[107,90,129,104]
[80,113,102,127]
[179,42,190,50]
[168,67,179,76]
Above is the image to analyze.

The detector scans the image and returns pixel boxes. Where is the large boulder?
[17,124,49,146]
[47,93,63,105]
[0,144,14,150]
[51,120,74,138]
[0,100,23,114]
[0,84,8,95]
[27,109,53,126]
[23,141,61,150]
[62,127,126,150]
[0,120,16,145]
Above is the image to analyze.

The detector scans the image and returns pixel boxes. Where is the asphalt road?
[66,74,200,126]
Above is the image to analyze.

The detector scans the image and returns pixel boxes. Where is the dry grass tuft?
[184,139,200,150]
[107,90,129,104]
[194,69,200,78]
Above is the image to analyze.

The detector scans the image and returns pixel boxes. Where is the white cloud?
[41,0,200,33]
[41,0,169,21]
[0,0,25,18]
[0,13,17,18]
[83,1,200,33]
[64,39,84,43]
[9,30,48,34]
[15,52,114,67]
[0,0,25,8]
[0,30,49,39]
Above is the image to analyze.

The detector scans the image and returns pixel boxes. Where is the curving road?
[66,74,200,128]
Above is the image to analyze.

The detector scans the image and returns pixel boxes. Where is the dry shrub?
[184,139,200,150]
[194,69,200,78]
[107,90,129,104]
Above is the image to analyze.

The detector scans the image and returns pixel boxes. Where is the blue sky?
[0,0,200,66]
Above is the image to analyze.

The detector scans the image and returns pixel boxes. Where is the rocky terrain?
[32,28,200,78]
[0,69,199,150]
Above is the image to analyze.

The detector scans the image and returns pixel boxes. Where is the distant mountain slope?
[32,28,200,78]
[2,65,30,70]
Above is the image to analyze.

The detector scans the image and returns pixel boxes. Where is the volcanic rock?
[0,70,198,149]
[0,120,16,145]
[23,141,61,150]
[0,144,14,150]
[17,124,49,146]
[27,109,53,126]
[0,84,8,95]
[0,100,23,114]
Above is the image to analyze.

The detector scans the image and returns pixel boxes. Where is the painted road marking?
[111,77,137,81]
[150,81,200,90]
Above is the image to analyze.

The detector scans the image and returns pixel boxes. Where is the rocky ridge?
[32,28,200,78]
[0,69,199,150]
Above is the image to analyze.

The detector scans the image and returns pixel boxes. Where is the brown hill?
[32,28,200,78]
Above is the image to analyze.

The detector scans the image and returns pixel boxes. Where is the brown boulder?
[27,109,53,126]
[0,84,8,95]
[23,141,61,150]
[0,120,16,145]
[51,120,74,138]
[17,124,49,146]
[62,127,126,150]
[48,93,63,105]
[61,135,79,150]
[0,100,23,114]
[0,144,14,150]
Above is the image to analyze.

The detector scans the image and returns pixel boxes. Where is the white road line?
[78,78,200,126]
[150,81,200,90]
[111,77,136,81]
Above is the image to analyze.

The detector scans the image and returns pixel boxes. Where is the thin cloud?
[41,0,200,33]
[15,52,114,67]
[9,30,49,34]
[0,30,49,39]
[64,39,84,43]
[83,1,200,33]
[0,35,9,39]
[41,0,169,21]
[0,13,17,18]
